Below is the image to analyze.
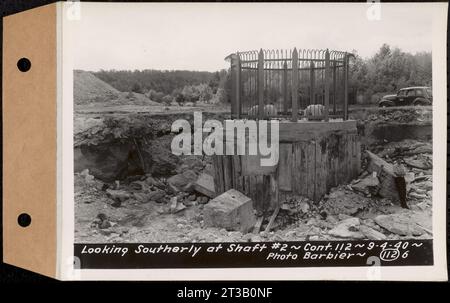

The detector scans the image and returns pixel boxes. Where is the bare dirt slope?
[74,70,160,107]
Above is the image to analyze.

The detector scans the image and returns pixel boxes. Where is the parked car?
[378,87,432,107]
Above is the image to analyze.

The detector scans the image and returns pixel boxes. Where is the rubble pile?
[75,135,432,243]
[74,105,432,243]
[352,107,432,124]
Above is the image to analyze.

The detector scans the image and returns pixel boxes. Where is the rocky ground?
[74,106,432,243]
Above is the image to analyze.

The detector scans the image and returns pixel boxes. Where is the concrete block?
[203,189,256,233]
[194,173,216,198]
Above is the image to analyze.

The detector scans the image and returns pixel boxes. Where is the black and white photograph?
[65,2,447,278]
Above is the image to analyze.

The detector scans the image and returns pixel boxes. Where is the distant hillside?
[74,70,120,105]
[93,69,218,95]
[74,70,159,106]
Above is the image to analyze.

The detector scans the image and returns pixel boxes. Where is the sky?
[71,2,437,72]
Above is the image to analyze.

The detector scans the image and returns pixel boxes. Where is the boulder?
[404,158,432,170]
[106,189,131,202]
[374,211,431,236]
[144,175,165,189]
[405,144,432,155]
[359,225,387,240]
[328,218,364,239]
[351,175,380,195]
[134,188,166,203]
[203,189,256,233]
[322,188,370,216]
[167,170,198,189]
[147,189,166,202]
[198,196,209,204]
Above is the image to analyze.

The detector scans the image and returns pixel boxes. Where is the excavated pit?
[74,112,228,182]
[74,106,433,243]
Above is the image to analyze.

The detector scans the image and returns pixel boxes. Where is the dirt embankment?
[74,70,160,107]
[350,106,432,148]
[74,112,228,182]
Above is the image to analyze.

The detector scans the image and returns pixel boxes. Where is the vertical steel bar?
[258,49,264,119]
[236,54,241,119]
[332,60,337,114]
[324,50,330,122]
[230,53,237,119]
[291,48,299,122]
[344,53,349,120]
[310,61,315,105]
[283,60,288,114]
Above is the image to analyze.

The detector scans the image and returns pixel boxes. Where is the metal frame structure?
[228,48,352,121]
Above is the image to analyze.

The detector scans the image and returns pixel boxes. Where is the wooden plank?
[342,133,348,182]
[316,137,328,200]
[278,120,357,142]
[307,140,316,201]
[351,134,358,178]
[279,120,357,132]
[315,139,322,201]
[269,173,279,209]
[296,142,308,196]
[292,142,301,195]
[326,135,334,191]
[278,143,292,191]
[222,156,232,191]
[243,175,250,196]
[291,143,298,194]
[249,175,257,211]
[347,133,352,182]
[212,155,224,194]
[337,135,343,184]
[291,48,299,122]
[356,140,361,175]
[231,155,241,191]
[344,134,349,182]
[253,216,264,234]
[263,175,271,211]
[255,175,264,214]
[321,138,327,197]
[264,205,281,233]
[333,136,339,187]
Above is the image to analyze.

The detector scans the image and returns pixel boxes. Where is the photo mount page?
[56,2,447,281]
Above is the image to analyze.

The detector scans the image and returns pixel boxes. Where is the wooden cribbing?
[212,123,360,209]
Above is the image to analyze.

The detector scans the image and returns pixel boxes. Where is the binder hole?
[17,213,31,227]
[17,58,31,72]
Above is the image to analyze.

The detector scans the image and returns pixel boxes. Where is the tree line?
[92,44,431,106]
[93,69,228,105]
[349,44,432,104]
